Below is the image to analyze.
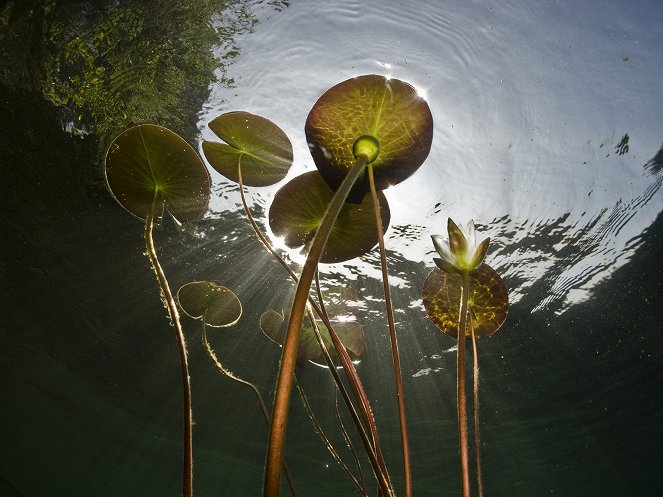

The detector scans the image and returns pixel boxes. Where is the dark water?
[1,1,662,496]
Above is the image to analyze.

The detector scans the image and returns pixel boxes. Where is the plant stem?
[200,320,298,497]
[294,371,366,495]
[306,309,392,493]
[236,159,390,496]
[335,388,367,494]
[470,312,484,497]
[367,165,412,497]
[457,270,471,497]
[264,156,369,497]
[322,310,393,494]
[314,269,328,318]
[144,192,193,497]
[237,157,299,282]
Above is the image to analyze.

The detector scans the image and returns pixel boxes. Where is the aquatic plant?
[201,76,433,497]
[176,281,299,497]
[422,219,509,497]
[265,74,433,497]
[104,124,210,497]
[102,73,514,497]
[260,309,370,495]
[202,107,394,496]
[269,171,390,263]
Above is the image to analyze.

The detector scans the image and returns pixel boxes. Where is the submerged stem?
[367,165,412,497]
[236,158,389,496]
[470,312,484,497]
[264,156,375,497]
[294,370,365,495]
[200,320,298,497]
[458,270,471,497]
[335,388,367,494]
[144,191,193,497]
[237,156,299,282]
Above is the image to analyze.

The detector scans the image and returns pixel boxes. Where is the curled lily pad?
[177,281,242,327]
[422,264,509,338]
[260,310,365,367]
[305,74,433,203]
[202,111,293,187]
[105,124,210,222]
[269,171,390,263]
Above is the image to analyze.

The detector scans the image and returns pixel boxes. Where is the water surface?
[1,1,662,496]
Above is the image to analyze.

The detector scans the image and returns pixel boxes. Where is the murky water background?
[1,1,662,496]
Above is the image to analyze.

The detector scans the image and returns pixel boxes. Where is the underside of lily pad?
[422,264,509,338]
[305,74,433,203]
[105,124,210,222]
[177,281,242,328]
[260,310,365,367]
[268,171,390,263]
[202,111,293,187]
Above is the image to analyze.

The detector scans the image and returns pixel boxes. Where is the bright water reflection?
[202,0,663,314]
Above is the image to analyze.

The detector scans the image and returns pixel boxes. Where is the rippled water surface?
[1,1,662,496]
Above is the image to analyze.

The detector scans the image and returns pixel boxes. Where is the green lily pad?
[202,111,293,187]
[269,171,390,263]
[105,124,210,222]
[177,281,242,327]
[422,264,509,338]
[305,74,433,203]
[260,310,365,367]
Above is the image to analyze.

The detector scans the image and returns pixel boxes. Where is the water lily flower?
[431,218,490,274]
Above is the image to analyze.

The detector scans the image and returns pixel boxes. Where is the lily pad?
[260,310,365,367]
[269,171,390,263]
[422,264,509,338]
[105,124,210,222]
[202,111,293,187]
[177,281,242,327]
[305,74,433,203]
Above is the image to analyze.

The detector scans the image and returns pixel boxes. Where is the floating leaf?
[305,74,433,202]
[260,310,365,367]
[269,171,390,263]
[422,264,509,338]
[260,309,285,344]
[202,111,293,187]
[177,281,242,327]
[105,124,210,222]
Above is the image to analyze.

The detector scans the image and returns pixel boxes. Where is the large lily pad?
[422,264,509,338]
[305,74,433,203]
[260,310,365,367]
[177,281,242,327]
[105,124,210,222]
[202,111,293,187]
[269,171,390,263]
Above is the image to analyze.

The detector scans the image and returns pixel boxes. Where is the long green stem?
[264,156,371,497]
[237,160,390,496]
[470,312,484,497]
[458,271,471,497]
[200,320,298,497]
[144,192,193,497]
[367,165,412,497]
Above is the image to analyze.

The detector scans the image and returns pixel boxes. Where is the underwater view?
[1,0,662,496]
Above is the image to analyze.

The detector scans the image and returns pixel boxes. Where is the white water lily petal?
[431,218,491,273]
[465,220,477,251]
[431,234,455,264]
